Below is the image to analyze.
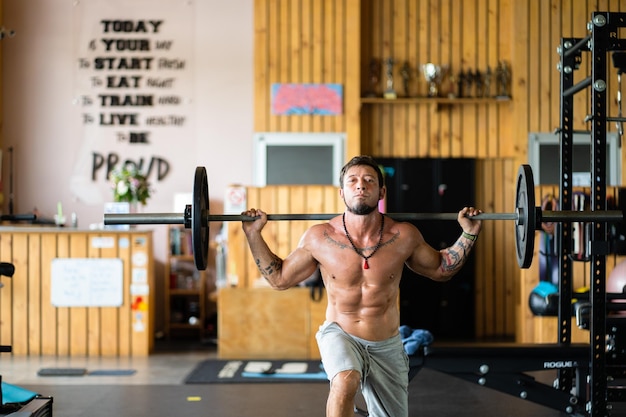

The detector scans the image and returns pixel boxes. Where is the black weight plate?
[192,166,209,270]
[515,164,536,269]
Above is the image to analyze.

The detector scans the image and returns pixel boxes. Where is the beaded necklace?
[342,212,385,269]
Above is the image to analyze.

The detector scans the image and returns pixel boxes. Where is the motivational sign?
[71,1,194,205]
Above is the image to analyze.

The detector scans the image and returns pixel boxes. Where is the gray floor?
[0,341,599,416]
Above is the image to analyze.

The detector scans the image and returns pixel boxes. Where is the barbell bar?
[103,165,624,271]
[104,211,622,224]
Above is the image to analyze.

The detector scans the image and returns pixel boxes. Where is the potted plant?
[108,163,152,208]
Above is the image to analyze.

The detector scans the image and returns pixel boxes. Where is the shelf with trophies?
[361,58,511,108]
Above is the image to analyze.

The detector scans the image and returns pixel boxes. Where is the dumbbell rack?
[558,11,626,416]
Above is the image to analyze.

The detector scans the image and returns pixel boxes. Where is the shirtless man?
[241,155,482,417]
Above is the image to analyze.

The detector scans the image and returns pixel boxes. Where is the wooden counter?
[218,286,327,360]
[0,228,154,356]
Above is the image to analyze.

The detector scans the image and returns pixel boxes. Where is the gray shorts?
[315,321,409,417]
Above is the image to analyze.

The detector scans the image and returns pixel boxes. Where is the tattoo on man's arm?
[440,239,472,273]
[256,256,283,278]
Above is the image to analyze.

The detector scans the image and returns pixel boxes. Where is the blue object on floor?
[2,381,38,405]
[399,325,434,355]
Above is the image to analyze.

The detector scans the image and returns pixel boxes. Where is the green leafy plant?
[109,163,152,205]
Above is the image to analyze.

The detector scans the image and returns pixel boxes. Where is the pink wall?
[2,0,254,332]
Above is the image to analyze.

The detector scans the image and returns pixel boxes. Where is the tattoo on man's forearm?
[440,238,473,273]
[256,256,283,277]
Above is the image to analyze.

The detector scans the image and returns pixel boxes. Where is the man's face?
[340,165,385,215]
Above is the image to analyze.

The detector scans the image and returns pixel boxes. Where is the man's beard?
[346,201,377,215]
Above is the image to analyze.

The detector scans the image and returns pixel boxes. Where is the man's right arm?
[244,229,285,286]
[242,208,318,290]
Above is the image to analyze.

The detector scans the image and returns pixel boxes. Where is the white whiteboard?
[51,258,123,307]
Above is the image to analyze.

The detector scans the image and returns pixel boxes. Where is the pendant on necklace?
[342,213,384,271]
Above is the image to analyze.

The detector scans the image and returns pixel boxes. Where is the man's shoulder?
[303,218,342,242]
[385,216,419,231]
[385,218,422,245]
[308,219,339,234]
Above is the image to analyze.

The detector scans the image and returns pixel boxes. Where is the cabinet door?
[377,158,476,340]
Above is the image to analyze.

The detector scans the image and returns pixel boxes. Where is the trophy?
[400,61,412,97]
[365,58,381,97]
[383,58,397,99]
[495,61,511,98]
[421,63,449,97]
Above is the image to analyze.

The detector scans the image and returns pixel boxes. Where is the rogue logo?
[543,360,577,369]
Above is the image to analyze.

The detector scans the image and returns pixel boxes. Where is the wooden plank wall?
[0,230,154,356]
[360,0,514,158]
[251,0,626,340]
[253,0,362,158]
[473,159,517,338]
[360,1,625,158]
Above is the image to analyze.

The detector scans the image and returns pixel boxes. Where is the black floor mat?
[37,368,87,376]
[184,359,327,384]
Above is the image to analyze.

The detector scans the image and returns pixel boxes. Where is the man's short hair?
[339,155,384,188]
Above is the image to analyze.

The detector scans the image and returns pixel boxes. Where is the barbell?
[103,165,624,271]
